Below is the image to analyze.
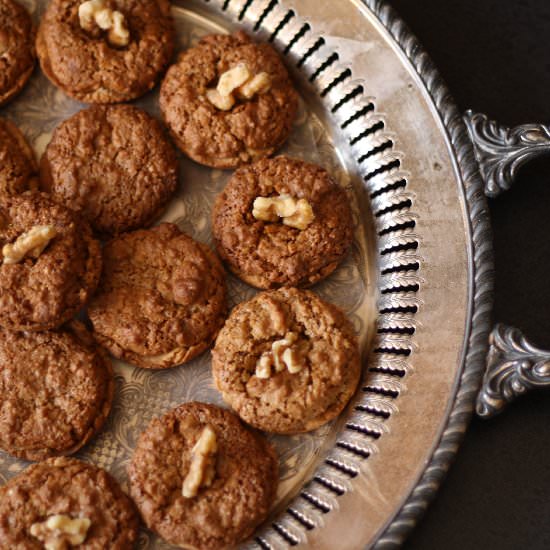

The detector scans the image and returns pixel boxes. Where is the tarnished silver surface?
[0,0,496,549]
[476,324,550,418]
[464,110,550,197]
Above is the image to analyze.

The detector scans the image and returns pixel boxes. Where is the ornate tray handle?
[465,110,550,418]
[464,110,550,197]
[477,324,550,418]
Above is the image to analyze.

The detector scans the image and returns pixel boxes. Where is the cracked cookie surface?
[0,118,37,196]
[0,0,35,106]
[212,287,362,433]
[0,322,113,461]
[213,156,354,288]
[160,31,298,168]
[128,402,278,550]
[88,223,227,369]
[40,105,178,236]
[0,457,139,549]
[0,192,101,331]
[36,0,175,103]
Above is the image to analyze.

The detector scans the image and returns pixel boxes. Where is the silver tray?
[9,0,548,548]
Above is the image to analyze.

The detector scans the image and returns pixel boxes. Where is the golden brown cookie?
[0,0,35,106]
[0,457,139,548]
[36,0,175,103]
[0,322,114,461]
[88,223,227,369]
[128,402,278,549]
[160,31,298,169]
[40,105,178,236]
[212,156,354,288]
[212,287,361,434]
[0,192,101,331]
[0,118,37,196]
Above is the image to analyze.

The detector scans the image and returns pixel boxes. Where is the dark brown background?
[384,1,550,548]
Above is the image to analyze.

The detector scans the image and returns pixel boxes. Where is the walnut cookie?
[36,0,175,103]
[0,322,114,461]
[160,31,299,169]
[128,402,278,550]
[213,156,355,288]
[0,118,38,196]
[88,223,227,369]
[0,192,101,331]
[40,104,178,236]
[0,0,35,106]
[0,457,139,549]
[212,287,362,434]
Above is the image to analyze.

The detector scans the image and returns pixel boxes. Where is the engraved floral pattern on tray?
[0,4,374,548]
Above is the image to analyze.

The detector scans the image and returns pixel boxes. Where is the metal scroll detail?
[464,111,550,198]
[476,324,550,418]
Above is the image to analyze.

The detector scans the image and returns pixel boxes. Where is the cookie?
[0,457,139,548]
[0,118,38,196]
[212,156,354,288]
[0,192,101,331]
[160,31,298,169]
[36,0,175,103]
[0,0,35,106]
[128,402,278,549]
[40,104,178,236]
[212,287,361,434]
[88,223,227,369]
[0,322,113,461]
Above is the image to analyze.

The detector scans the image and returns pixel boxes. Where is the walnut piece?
[182,425,218,499]
[0,30,8,57]
[206,63,272,111]
[252,195,315,230]
[255,331,306,378]
[78,0,130,47]
[2,225,57,264]
[30,515,91,550]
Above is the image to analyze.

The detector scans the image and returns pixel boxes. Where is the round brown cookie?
[160,31,298,169]
[40,105,178,236]
[0,457,139,548]
[36,0,175,103]
[0,322,114,461]
[0,192,101,331]
[212,156,354,288]
[0,0,35,106]
[88,223,227,369]
[0,118,38,196]
[212,287,361,434]
[128,401,278,549]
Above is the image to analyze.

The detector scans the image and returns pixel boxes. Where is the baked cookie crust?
[160,31,298,168]
[0,322,114,461]
[88,223,227,369]
[212,287,362,433]
[36,0,175,103]
[41,105,178,236]
[213,156,354,288]
[0,0,35,106]
[128,401,278,549]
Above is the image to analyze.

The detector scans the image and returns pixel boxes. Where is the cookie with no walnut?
[128,401,278,549]
[88,223,227,369]
[36,0,175,103]
[0,322,114,461]
[0,0,35,106]
[160,31,299,169]
[0,118,38,196]
[0,192,101,331]
[0,457,139,548]
[40,104,178,236]
[213,156,354,288]
[212,287,362,434]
